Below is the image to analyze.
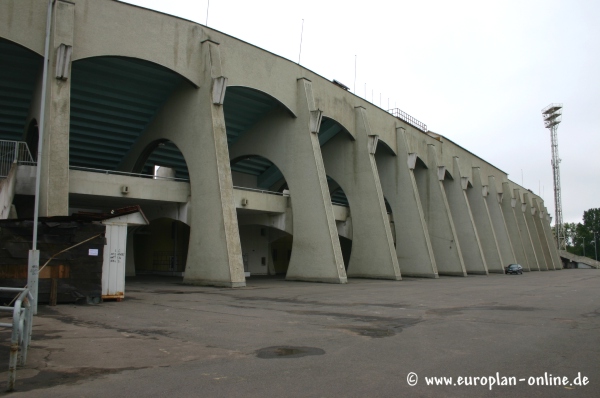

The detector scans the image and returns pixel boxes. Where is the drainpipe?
[28,0,54,314]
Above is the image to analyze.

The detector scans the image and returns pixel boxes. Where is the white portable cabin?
[101,210,148,300]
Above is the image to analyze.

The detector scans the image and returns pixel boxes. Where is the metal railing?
[386,108,428,132]
[0,287,33,392]
[69,166,190,182]
[0,140,36,178]
[233,185,286,196]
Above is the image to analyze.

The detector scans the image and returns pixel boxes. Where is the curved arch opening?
[238,225,293,277]
[0,39,43,142]
[318,117,354,146]
[231,155,287,192]
[25,119,39,161]
[132,139,189,180]
[375,139,396,156]
[224,86,295,148]
[132,218,190,276]
[69,56,191,171]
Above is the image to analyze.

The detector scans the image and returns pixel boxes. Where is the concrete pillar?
[375,127,438,278]
[532,198,556,270]
[466,168,504,273]
[37,0,74,216]
[442,157,487,275]
[500,183,530,271]
[121,40,245,287]
[514,189,540,271]
[413,145,467,276]
[486,176,516,266]
[229,78,347,283]
[320,107,401,280]
[523,193,548,270]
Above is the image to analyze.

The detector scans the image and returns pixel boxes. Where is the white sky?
[121,0,600,224]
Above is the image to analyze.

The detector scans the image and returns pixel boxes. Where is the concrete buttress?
[320,107,401,280]
[523,193,548,270]
[442,157,488,275]
[374,127,438,278]
[413,145,466,276]
[500,183,530,271]
[514,189,540,271]
[37,0,74,216]
[120,40,246,287]
[486,176,516,267]
[532,199,556,270]
[466,168,504,273]
[229,78,347,283]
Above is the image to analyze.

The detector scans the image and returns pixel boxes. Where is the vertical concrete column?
[121,40,245,286]
[375,127,438,278]
[486,176,516,266]
[466,168,504,273]
[514,189,540,271]
[320,107,401,280]
[38,0,74,216]
[532,198,556,270]
[542,207,563,269]
[229,78,347,283]
[523,193,548,270]
[413,145,466,276]
[442,157,487,275]
[500,183,530,271]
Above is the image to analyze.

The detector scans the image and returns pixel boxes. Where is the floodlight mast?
[541,103,565,250]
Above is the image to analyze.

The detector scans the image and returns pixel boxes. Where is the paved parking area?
[1,269,599,397]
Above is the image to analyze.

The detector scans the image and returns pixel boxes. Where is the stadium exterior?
[0,0,561,289]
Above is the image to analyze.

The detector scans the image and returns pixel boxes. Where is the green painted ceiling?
[0,39,41,142]
[69,57,184,171]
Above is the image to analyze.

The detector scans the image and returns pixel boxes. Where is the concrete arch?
[132,217,191,276]
[230,154,288,192]
[73,55,198,88]
[228,78,347,283]
[319,116,355,144]
[320,108,401,280]
[130,139,190,180]
[375,139,396,157]
[226,85,296,118]
[0,2,47,56]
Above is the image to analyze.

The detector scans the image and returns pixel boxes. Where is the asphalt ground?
[1,269,599,397]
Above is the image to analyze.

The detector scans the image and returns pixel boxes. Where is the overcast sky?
[121,0,599,224]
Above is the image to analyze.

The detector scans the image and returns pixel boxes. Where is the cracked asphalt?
[1,269,599,397]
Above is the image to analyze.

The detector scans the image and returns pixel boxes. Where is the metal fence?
[0,287,33,391]
[0,140,36,178]
[386,108,428,132]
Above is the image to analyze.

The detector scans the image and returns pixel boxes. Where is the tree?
[569,208,600,260]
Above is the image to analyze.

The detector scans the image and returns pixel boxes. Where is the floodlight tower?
[541,103,565,250]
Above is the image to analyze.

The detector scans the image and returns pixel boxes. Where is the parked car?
[505,264,523,275]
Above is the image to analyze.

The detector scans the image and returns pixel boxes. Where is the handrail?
[0,140,36,178]
[233,186,285,196]
[69,166,190,182]
[386,108,428,132]
[0,287,33,391]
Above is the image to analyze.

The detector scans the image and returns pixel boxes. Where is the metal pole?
[583,237,585,257]
[28,0,54,315]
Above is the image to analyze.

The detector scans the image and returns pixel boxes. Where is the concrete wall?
[0,0,562,287]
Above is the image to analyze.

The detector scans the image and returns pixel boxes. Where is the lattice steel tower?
[541,103,565,250]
